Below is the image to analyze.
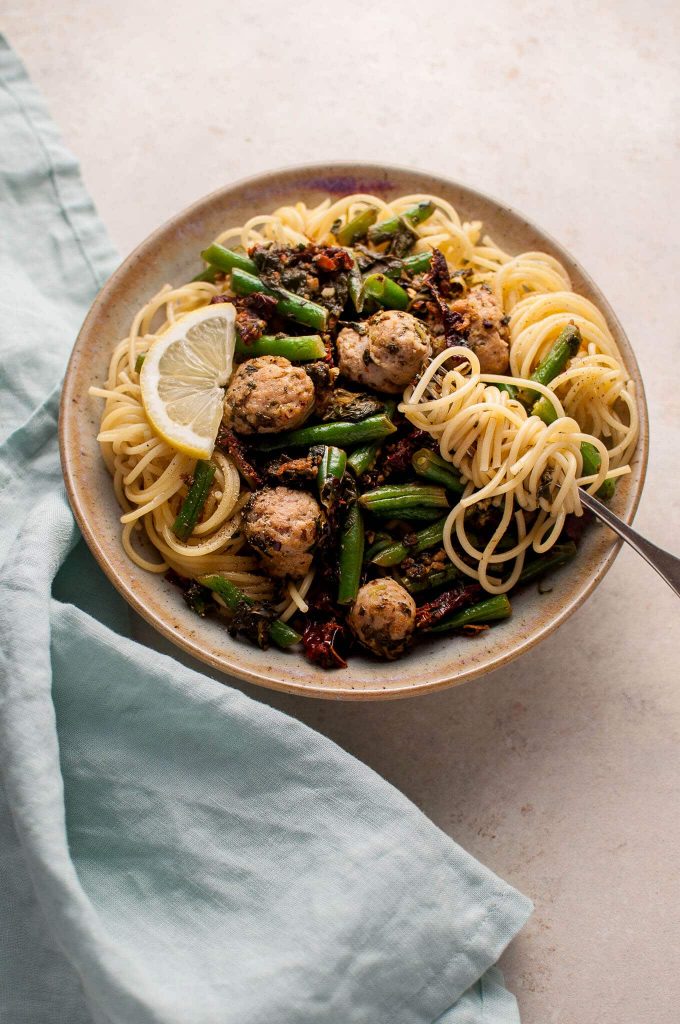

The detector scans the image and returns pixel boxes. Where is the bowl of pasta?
[59,164,647,699]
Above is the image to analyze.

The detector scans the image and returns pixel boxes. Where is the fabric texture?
[0,36,532,1024]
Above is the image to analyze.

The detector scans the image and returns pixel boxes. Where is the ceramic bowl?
[59,164,648,699]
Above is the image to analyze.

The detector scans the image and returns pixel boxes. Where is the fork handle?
[579,489,680,598]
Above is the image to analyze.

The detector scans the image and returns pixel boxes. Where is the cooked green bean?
[172,461,216,541]
[191,265,223,284]
[235,334,326,361]
[518,542,577,585]
[399,563,461,595]
[335,208,377,246]
[361,273,410,311]
[370,507,445,523]
[318,446,347,508]
[346,402,395,473]
[495,381,518,400]
[199,574,301,648]
[411,449,464,493]
[337,501,365,605]
[519,324,581,406]
[580,441,617,500]
[364,533,394,561]
[255,414,396,452]
[426,594,512,633]
[348,441,381,476]
[368,201,435,244]
[231,268,328,331]
[580,441,602,477]
[371,516,448,568]
[200,243,258,276]
[531,395,559,424]
[381,250,434,281]
[402,250,433,275]
[360,484,449,512]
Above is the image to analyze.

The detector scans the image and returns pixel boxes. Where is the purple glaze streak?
[305,173,394,194]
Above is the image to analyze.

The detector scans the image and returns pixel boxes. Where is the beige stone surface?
[4,1,679,1020]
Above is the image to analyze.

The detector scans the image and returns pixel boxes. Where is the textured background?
[4,2,679,1020]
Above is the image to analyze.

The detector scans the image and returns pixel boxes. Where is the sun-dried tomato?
[302,620,348,669]
[363,428,436,487]
[415,584,482,631]
[214,426,262,488]
[312,248,355,273]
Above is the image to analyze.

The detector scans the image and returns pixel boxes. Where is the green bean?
[235,334,326,361]
[134,354,145,373]
[347,400,395,473]
[172,461,216,541]
[254,414,396,452]
[371,516,448,567]
[531,395,559,424]
[495,381,518,400]
[580,441,617,500]
[359,483,449,512]
[381,251,434,281]
[318,446,347,509]
[591,461,615,498]
[364,533,394,561]
[518,542,577,585]
[334,208,377,246]
[200,243,258,276]
[519,324,581,406]
[426,594,512,633]
[532,348,622,507]
[337,501,365,605]
[371,507,445,523]
[231,268,328,331]
[411,449,464,493]
[267,620,301,649]
[348,441,381,476]
[199,574,243,611]
[400,563,461,595]
[361,273,410,311]
[368,201,435,244]
[402,250,433,275]
[191,265,223,284]
[199,574,301,648]
[580,441,602,477]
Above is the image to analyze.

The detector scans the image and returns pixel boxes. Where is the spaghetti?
[92,190,639,620]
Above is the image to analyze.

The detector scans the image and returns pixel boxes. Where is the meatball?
[223,356,315,434]
[347,578,417,660]
[243,486,325,580]
[336,310,432,394]
[448,286,509,374]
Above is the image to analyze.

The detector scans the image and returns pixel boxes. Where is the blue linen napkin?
[0,36,532,1024]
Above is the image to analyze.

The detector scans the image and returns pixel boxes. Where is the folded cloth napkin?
[0,36,532,1024]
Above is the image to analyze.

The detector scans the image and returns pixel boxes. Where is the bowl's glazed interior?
[59,164,648,699]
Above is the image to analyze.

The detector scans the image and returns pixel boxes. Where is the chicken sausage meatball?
[223,356,315,434]
[348,578,417,660]
[243,486,325,580]
[448,285,509,374]
[336,310,432,394]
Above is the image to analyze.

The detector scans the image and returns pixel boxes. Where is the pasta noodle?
[400,348,629,593]
[92,191,638,604]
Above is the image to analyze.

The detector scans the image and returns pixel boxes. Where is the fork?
[420,369,680,597]
[578,489,680,598]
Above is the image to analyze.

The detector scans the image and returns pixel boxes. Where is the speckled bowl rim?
[59,163,649,700]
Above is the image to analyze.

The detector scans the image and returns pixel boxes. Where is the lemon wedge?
[140,304,236,459]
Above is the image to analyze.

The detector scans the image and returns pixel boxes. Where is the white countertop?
[6,2,679,1020]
